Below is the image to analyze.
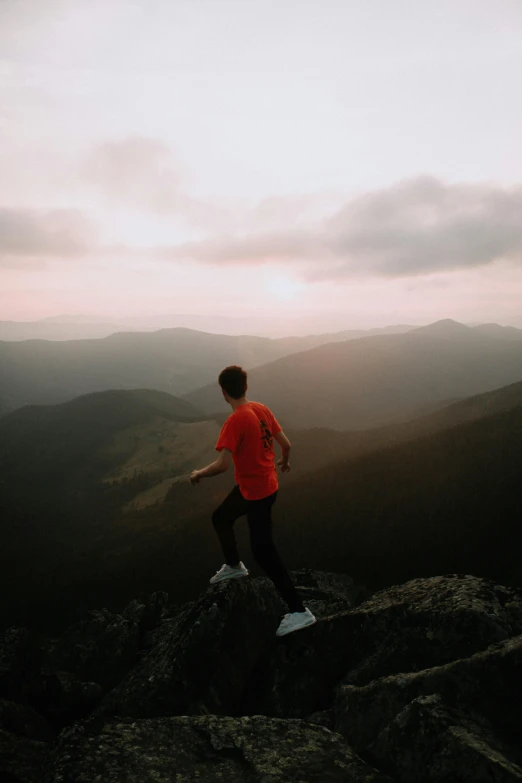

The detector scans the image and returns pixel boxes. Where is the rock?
[305,709,335,731]
[292,569,367,617]
[140,599,194,651]
[44,714,394,783]
[335,633,522,753]
[44,593,167,692]
[341,573,522,687]
[0,727,48,783]
[0,627,42,704]
[0,698,54,742]
[368,694,522,782]
[243,574,522,718]
[121,591,169,634]
[98,577,286,718]
[42,671,103,725]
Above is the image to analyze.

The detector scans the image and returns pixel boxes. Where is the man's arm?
[191,448,233,484]
[274,430,291,473]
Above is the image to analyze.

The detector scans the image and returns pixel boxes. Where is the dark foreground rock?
[45,715,394,783]
[2,570,521,783]
[334,633,522,753]
[243,573,522,718]
[369,694,522,783]
[98,576,285,718]
[44,592,168,692]
[340,573,522,687]
[292,569,366,617]
[0,727,48,783]
[0,698,54,742]
[42,670,103,726]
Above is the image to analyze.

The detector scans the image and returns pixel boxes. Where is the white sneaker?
[276,608,317,637]
[209,562,249,584]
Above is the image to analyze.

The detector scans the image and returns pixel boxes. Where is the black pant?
[211,485,304,613]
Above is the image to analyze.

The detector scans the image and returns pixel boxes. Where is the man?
[190,365,316,637]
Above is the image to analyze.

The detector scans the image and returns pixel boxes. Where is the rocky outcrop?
[98,576,285,718]
[242,573,522,718]
[291,569,366,617]
[369,694,522,782]
[45,715,393,783]
[1,570,521,782]
[340,574,522,686]
[44,591,168,691]
[334,633,522,752]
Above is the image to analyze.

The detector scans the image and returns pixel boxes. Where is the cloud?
[83,136,183,208]
[0,207,97,266]
[83,136,228,228]
[151,177,522,279]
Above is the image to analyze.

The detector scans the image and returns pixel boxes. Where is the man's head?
[218,365,248,401]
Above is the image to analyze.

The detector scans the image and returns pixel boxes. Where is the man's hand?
[274,430,291,474]
[190,451,232,485]
[277,457,290,473]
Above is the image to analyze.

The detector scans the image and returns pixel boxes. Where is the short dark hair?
[219,365,247,399]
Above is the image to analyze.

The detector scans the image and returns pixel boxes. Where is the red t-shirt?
[215,401,282,500]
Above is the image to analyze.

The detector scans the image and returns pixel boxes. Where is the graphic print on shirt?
[260,419,273,451]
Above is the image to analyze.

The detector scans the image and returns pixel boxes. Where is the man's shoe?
[276,607,317,637]
[209,562,249,584]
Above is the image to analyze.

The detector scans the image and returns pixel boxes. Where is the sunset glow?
[1,1,522,331]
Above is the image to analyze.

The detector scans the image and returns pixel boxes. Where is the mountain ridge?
[185,321,522,429]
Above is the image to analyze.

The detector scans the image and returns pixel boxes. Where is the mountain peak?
[412,319,474,337]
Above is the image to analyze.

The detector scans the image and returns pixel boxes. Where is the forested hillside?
[2,386,521,631]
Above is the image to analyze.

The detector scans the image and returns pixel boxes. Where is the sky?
[1,0,522,334]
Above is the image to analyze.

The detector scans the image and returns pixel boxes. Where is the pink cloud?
[0,207,98,265]
[150,177,522,279]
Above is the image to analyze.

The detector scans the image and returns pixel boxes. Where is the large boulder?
[243,573,522,718]
[44,592,168,692]
[334,633,522,753]
[369,694,522,782]
[44,715,394,783]
[98,577,286,718]
[341,573,522,687]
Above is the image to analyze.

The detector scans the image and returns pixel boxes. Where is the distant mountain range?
[0,323,417,415]
[0,318,137,342]
[2,319,522,426]
[185,319,522,430]
[0,314,416,342]
[3,313,522,343]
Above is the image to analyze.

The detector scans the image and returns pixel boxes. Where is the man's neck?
[229,396,249,412]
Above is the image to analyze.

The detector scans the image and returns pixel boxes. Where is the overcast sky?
[1,0,522,332]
